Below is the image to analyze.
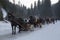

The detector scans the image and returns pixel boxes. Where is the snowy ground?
[0,21,60,40]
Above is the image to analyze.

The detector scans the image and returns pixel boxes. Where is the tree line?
[0,0,60,20]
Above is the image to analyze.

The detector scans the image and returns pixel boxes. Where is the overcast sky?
[9,0,59,8]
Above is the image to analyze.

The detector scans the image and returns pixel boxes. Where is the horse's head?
[8,12,15,21]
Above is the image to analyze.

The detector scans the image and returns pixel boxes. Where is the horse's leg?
[46,20,48,24]
[13,26,16,35]
[34,23,37,28]
[11,25,16,35]
[18,25,21,33]
[11,25,14,35]
[23,25,28,31]
[53,20,55,24]
[39,23,42,28]
[11,22,14,35]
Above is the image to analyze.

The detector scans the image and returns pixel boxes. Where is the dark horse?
[8,12,31,35]
[8,12,21,35]
[45,17,51,24]
[45,17,55,24]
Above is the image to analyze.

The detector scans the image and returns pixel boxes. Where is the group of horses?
[8,12,57,35]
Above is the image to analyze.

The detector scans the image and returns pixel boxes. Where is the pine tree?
[30,4,34,16]
[53,0,60,19]
[37,0,41,16]
[0,4,3,20]
[34,1,38,16]
[42,0,52,17]
[13,0,15,4]
[37,0,40,9]
[18,0,20,6]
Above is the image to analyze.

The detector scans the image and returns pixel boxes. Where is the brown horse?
[34,17,45,28]
[29,16,44,28]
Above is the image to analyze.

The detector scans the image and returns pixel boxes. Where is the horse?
[8,12,31,35]
[45,17,51,24]
[8,12,21,34]
[50,18,55,24]
[29,16,44,28]
[34,17,45,28]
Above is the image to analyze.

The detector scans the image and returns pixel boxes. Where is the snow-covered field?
[0,21,60,40]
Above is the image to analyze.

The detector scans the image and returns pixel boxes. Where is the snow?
[1,8,7,18]
[0,21,60,40]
